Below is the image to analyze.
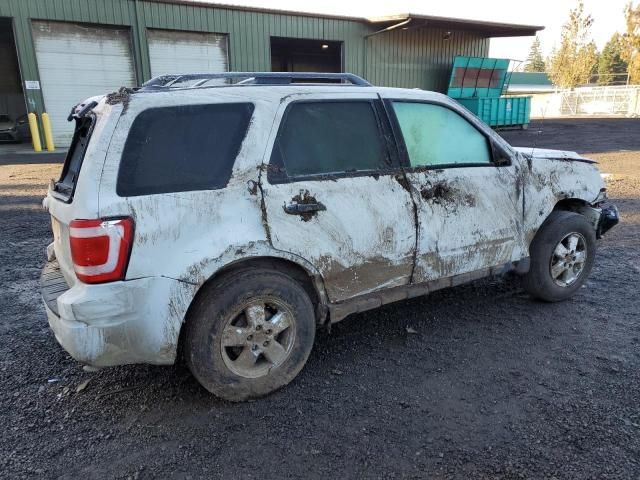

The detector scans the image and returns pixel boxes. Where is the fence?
[528,85,640,118]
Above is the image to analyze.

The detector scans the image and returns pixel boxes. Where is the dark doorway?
[0,17,28,142]
[270,37,342,74]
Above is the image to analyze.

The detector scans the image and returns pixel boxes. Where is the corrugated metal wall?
[136,1,370,77]
[0,0,489,116]
[0,0,141,116]
[367,28,490,92]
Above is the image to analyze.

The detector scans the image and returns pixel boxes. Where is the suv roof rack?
[140,72,371,90]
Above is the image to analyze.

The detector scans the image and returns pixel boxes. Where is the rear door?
[382,97,524,283]
[261,93,416,303]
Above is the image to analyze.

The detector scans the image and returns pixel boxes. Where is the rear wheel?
[523,211,596,302]
[185,269,316,401]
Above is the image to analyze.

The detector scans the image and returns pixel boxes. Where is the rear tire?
[523,211,596,302]
[185,269,316,401]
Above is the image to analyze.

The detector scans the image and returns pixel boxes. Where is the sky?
[203,0,633,62]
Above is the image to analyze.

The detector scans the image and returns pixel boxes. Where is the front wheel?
[523,211,596,302]
[184,269,316,401]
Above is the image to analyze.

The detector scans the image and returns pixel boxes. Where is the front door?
[261,93,416,303]
[383,98,524,283]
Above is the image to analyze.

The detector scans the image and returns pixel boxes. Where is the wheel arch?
[553,197,590,212]
[527,197,599,248]
[553,197,601,232]
[176,254,329,363]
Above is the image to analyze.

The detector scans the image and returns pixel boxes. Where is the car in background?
[0,114,30,142]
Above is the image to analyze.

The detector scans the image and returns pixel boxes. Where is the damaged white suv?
[41,72,618,401]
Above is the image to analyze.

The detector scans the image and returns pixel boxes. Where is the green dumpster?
[447,56,531,129]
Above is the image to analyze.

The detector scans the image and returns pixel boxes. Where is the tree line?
[524,1,639,87]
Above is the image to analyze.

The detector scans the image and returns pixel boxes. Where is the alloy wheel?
[220,297,296,378]
[549,232,588,287]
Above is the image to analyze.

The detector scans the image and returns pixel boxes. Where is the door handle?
[283,202,327,215]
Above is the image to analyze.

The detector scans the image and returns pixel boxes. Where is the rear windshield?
[53,115,95,202]
[117,103,254,197]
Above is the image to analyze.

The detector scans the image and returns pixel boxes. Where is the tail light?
[69,217,134,284]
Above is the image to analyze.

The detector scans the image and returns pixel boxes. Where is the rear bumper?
[40,261,195,367]
[597,204,619,238]
[44,301,112,366]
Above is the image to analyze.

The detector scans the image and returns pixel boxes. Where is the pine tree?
[622,2,640,84]
[597,33,628,84]
[548,1,599,88]
[524,36,546,72]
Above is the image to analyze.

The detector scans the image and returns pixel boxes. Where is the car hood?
[513,147,596,164]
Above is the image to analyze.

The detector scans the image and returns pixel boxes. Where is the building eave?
[146,1,544,38]
[368,14,544,37]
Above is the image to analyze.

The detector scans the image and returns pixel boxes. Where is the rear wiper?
[67,101,98,122]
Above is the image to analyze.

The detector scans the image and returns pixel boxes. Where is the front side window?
[269,101,389,179]
[117,103,254,196]
[392,102,492,168]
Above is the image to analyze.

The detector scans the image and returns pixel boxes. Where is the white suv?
[41,72,618,401]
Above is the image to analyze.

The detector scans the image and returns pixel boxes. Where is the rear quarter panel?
[97,90,274,284]
[96,91,282,358]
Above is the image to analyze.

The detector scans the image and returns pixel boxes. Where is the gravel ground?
[1,118,639,479]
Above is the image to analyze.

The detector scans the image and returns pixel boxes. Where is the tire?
[184,268,316,401]
[523,210,596,302]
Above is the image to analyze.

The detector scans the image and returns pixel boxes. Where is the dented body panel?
[517,149,605,243]
[408,165,525,282]
[260,91,416,302]
[41,83,609,368]
[44,276,193,366]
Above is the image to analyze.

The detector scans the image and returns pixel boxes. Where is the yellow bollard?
[41,113,55,152]
[27,113,42,152]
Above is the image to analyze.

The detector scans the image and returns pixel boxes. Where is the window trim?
[383,98,512,171]
[266,98,402,184]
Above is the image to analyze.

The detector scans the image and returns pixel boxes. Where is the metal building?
[0,0,541,145]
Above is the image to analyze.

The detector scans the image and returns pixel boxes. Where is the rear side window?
[117,103,254,196]
[392,102,492,167]
[269,101,389,180]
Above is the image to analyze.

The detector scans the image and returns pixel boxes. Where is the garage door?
[32,21,136,146]
[147,29,228,80]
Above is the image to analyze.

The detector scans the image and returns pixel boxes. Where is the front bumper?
[597,204,619,238]
[40,261,195,367]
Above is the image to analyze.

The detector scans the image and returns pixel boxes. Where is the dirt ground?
[1,118,639,479]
